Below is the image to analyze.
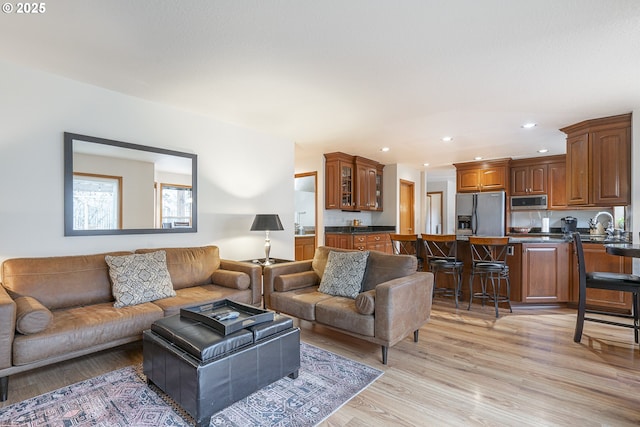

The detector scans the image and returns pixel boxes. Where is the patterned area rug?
[0,342,382,426]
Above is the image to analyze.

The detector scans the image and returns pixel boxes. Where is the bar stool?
[468,236,512,318]
[389,234,423,271]
[421,234,463,307]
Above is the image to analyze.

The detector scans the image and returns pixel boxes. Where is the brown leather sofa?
[0,245,261,401]
[263,246,434,364]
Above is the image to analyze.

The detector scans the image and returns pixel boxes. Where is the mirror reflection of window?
[73,173,122,230]
[160,183,192,228]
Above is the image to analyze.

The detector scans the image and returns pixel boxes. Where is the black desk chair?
[421,234,463,307]
[468,236,512,318]
[573,232,640,346]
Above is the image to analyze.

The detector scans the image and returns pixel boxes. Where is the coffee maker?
[561,216,578,236]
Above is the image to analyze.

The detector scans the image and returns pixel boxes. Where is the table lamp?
[250,214,284,265]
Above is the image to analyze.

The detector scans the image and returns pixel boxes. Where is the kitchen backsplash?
[510,207,628,231]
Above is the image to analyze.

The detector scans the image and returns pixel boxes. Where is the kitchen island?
[454,233,632,312]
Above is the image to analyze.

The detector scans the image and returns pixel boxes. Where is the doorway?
[399,179,415,234]
[294,172,317,260]
[426,191,443,234]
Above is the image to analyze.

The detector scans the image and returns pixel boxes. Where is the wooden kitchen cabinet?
[325,232,392,253]
[325,152,384,211]
[454,159,510,193]
[561,113,631,207]
[355,156,379,210]
[510,162,547,195]
[569,242,633,313]
[548,158,567,209]
[325,233,352,249]
[295,235,316,261]
[521,243,569,303]
[324,152,355,210]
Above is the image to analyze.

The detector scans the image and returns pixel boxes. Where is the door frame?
[294,171,317,254]
[399,179,415,234]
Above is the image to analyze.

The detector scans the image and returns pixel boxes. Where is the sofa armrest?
[263,260,314,309]
[374,272,434,346]
[0,284,16,369]
[219,260,263,306]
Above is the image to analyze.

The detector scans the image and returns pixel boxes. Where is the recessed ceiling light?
[537,148,549,153]
[522,122,537,129]
[380,147,390,152]
[423,163,430,167]
[442,136,453,142]
[474,156,483,160]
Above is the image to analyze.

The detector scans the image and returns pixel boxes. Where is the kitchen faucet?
[593,211,615,235]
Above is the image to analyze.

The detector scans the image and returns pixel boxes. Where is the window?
[160,184,192,228]
[73,173,122,230]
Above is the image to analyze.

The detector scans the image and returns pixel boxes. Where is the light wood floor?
[2,300,639,426]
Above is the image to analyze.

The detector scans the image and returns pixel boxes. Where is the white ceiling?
[2,0,640,178]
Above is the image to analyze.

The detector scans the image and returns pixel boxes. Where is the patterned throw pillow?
[318,250,369,299]
[105,251,176,308]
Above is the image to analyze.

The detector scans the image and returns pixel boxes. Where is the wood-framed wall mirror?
[426,191,444,234]
[294,172,317,260]
[64,132,197,236]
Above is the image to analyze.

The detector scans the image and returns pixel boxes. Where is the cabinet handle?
[375,236,380,240]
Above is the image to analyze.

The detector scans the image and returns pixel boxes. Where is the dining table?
[605,243,640,258]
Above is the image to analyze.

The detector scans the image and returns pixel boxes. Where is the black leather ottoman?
[143,313,300,427]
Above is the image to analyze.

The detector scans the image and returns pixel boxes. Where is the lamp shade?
[250,214,284,231]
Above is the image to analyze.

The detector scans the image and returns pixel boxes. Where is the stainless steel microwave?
[510,195,548,210]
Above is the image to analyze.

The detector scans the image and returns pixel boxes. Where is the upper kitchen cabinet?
[560,113,631,207]
[454,159,511,193]
[510,159,547,195]
[325,152,384,211]
[510,154,567,209]
[547,156,567,209]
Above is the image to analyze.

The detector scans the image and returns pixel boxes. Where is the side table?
[240,258,295,307]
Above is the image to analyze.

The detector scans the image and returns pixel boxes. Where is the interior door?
[399,180,415,234]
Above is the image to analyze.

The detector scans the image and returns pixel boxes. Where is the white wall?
[0,60,295,268]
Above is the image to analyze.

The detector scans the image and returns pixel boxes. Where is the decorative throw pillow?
[318,250,369,299]
[355,290,376,315]
[14,296,53,334]
[105,251,176,308]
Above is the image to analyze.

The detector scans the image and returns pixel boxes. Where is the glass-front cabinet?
[325,152,383,211]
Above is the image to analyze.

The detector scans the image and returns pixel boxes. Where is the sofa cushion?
[211,270,250,290]
[318,251,369,299]
[12,301,163,366]
[361,251,417,292]
[355,290,376,315]
[106,251,176,308]
[274,271,319,292]
[269,287,333,321]
[136,246,221,290]
[14,296,53,335]
[1,251,132,310]
[316,296,375,337]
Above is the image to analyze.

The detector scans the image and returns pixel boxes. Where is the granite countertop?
[325,226,396,234]
[295,234,316,237]
[458,232,630,244]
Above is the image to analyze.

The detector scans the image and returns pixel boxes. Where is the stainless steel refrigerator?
[456,191,506,236]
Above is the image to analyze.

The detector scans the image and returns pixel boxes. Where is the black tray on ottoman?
[180,299,274,335]
[143,310,300,427]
